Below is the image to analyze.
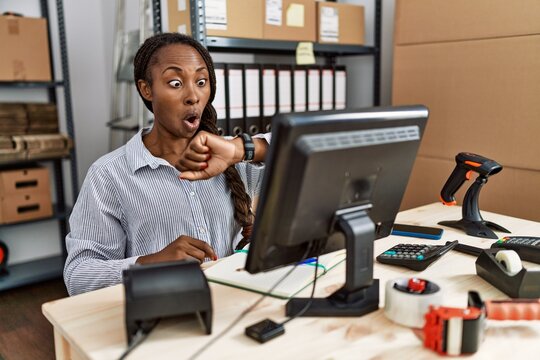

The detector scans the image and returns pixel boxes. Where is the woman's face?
[139,43,211,139]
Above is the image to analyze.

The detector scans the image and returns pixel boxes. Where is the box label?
[266,0,282,26]
[177,0,187,12]
[205,0,228,30]
[320,6,339,42]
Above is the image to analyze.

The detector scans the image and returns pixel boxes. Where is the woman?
[64,33,269,296]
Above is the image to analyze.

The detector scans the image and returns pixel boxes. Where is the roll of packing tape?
[495,250,522,276]
[384,278,443,328]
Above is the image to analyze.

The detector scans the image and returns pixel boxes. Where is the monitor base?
[285,279,379,317]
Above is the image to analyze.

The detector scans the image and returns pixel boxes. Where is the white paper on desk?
[214,68,226,119]
[294,69,307,112]
[262,68,277,116]
[322,68,334,110]
[335,69,347,110]
[245,69,260,118]
[278,69,292,113]
[205,249,346,299]
[228,69,244,119]
[205,0,227,30]
[308,68,320,111]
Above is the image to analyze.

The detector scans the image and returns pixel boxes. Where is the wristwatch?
[240,133,255,162]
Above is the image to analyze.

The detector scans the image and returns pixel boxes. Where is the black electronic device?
[245,105,429,317]
[245,319,285,343]
[376,240,458,271]
[491,236,540,264]
[438,152,510,239]
[123,260,212,346]
[391,223,444,240]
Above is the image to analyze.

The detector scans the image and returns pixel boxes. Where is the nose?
[183,83,199,106]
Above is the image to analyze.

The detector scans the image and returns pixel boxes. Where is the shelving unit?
[0,0,77,291]
[152,0,382,106]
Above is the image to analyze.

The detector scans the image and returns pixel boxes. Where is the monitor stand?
[286,210,379,317]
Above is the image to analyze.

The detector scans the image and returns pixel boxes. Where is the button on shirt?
[64,128,265,296]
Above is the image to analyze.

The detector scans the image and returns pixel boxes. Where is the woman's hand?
[136,235,217,264]
[177,130,243,180]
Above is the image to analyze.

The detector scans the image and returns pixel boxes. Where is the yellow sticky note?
[286,4,305,27]
[296,42,316,65]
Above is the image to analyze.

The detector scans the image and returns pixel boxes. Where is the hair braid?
[133,32,254,247]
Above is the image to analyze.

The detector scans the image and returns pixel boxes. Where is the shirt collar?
[125,127,169,174]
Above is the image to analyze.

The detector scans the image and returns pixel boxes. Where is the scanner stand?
[439,175,510,239]
[286,210,379,317]
[476,249,540,298]
[123,260,212,345]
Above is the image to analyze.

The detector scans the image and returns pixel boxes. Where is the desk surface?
[42,203,540,359]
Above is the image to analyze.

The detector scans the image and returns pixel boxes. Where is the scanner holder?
[123,260,212,345]
[476,249,540,298]
[439,175,510,239]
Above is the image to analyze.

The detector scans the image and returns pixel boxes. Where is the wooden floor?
[0,278,68,360]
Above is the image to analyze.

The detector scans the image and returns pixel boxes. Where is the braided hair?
[133,32,254,248]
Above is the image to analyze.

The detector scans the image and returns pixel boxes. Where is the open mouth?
[184,113,198,123]
[182,111,200,131]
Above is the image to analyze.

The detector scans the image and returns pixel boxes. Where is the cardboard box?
[394,0,540,45]
[0,16,52,81]
[0,103,27,135]
[393,0,540,221]
[263,0,316,42]
[168,0,264,40]
[0,168,50,197]
[0,192,53,224]
[401,156,540,222]
[14,134,73,160]
[393,35,540,171]
[26,103,59,134]
[0,136,25,163]
[316,2,365,45]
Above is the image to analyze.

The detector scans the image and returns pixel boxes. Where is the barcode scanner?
[438,152,510,239]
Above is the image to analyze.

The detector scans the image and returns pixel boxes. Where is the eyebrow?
[162,66,208,74]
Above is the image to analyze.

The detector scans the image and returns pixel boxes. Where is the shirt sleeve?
[63,164,137,296]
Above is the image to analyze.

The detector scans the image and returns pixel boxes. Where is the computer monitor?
[245,105,429,317]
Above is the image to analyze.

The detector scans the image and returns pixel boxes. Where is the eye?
[197,79,207,87]
[168,79,182,88]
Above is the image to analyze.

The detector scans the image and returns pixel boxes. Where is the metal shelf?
[0,204,71,229]
[205,36,377,56]
[0,81,64,88]
[0,255,64,292]
[0,156,71,167]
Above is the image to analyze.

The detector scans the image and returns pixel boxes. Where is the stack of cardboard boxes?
[167,0,365,45]
[393,0,540,221]
[0,168,53,224]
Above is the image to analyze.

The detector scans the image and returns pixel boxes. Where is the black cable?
[279,255,320,326]
[188,247,314,360]
[118,328,148,360]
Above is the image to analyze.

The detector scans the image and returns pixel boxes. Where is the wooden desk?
[43,203,540,359]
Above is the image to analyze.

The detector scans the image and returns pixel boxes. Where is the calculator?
[376,240,458,271]
[491,236,540,264]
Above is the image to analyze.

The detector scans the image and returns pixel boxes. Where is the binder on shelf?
[277,65,293,114]
[244,64,262,135]
[261,65,277,133]
[225,64,245,136]
[321,65,334,110]
[307,66,321,111]
[293,66,307,113]
[335,65,347,110]
[214,63,227,136]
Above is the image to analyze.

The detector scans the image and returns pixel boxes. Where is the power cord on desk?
[118,319,159,360]
[188,252,318,359]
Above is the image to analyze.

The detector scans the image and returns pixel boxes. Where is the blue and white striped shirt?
[64,128,266,296]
